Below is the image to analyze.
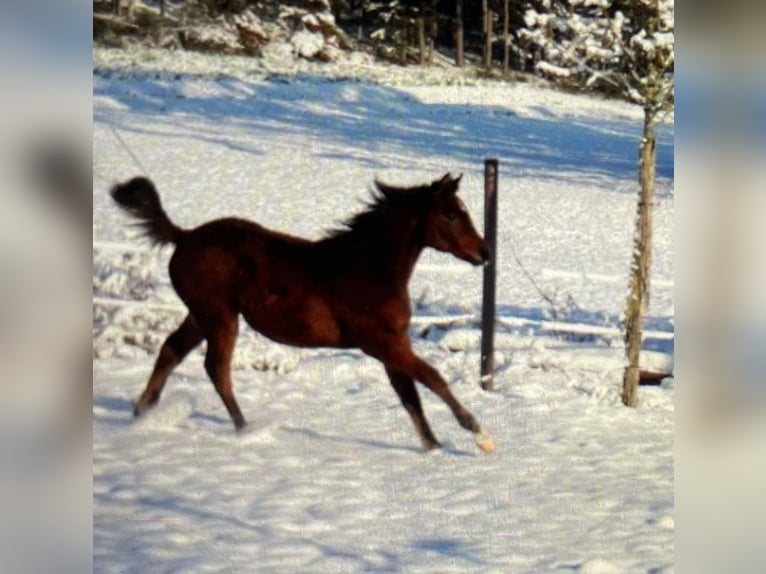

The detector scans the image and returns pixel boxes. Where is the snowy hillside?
[93,48,674,573]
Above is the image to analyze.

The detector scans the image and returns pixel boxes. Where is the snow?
[536,61,572,78]
[93,47,674,573]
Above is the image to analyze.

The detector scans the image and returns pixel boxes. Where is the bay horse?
[111,173,495,453]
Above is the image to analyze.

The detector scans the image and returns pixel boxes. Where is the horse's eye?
[446,212,457,221]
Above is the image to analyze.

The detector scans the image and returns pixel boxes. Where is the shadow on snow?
[94,70,673,191]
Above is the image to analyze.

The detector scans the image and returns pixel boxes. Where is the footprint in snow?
[234,421,278,444]
[131,392,195,431]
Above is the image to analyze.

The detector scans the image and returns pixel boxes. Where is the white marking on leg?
[474,429,496,453]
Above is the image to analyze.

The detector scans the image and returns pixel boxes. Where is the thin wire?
[109,125,149,175]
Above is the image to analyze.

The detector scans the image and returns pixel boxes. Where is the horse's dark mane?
[322,180,432,243]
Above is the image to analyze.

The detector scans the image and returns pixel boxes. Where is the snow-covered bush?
[179,17,244,53]
[517,0,674,101]
[279,2,352,62]
[95,1,355,62]
[366,0,438,65]
[93,249,158,302]
[93,247,167,357]
[232,9,270,55]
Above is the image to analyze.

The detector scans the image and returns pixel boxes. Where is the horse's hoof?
[234,419,248,432]
[474,429,496,453]
[132,402,145,418]
[133,397,158,418]
[421,440,442,453]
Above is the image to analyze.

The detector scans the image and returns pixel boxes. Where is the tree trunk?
[455,0,464,67]
[427,16,435,65]
[502,0,510,76]
[398,19,409,65]
[622,107,657,407]
[483,1,492,71]
[159,0,165,17]
[418,17,426,65]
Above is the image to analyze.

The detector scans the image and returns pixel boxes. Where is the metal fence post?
[481,159,499,390]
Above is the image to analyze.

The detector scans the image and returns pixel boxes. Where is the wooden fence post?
[481,159,499,390]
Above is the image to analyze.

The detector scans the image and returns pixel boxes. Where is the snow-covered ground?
[93,47,674,573]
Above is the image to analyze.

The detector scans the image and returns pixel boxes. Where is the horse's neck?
[366,218,424,284]
[317,209,425,285]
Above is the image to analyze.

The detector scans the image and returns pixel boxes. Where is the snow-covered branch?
[518,0,674,108]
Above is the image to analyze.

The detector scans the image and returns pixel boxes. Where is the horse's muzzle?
[467,242,491,266]
[479,243,492,265]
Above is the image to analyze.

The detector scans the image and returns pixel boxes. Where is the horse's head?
[422,174,490,266]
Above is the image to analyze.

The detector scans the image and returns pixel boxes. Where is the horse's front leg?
[376,338,495,453]
[409,354,496,453]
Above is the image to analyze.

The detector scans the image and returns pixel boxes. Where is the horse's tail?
[110,176,184,245]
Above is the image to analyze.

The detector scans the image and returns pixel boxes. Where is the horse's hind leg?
[134,313,204,417]
[385,367,440,451]
[201,314,246,431]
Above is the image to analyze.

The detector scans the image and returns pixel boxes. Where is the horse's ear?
[374,179,398,198]
[436,173,460,196]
